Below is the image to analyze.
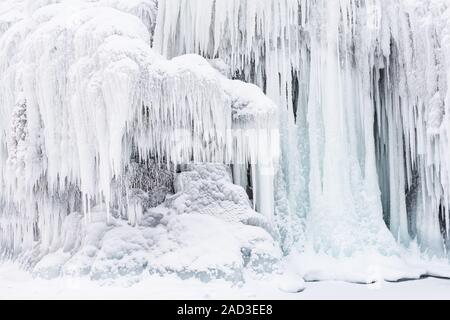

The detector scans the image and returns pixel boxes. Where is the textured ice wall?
[31,165,281,283]
[1,0,450,283]
[154,0,450,257]
[0,0,279,258]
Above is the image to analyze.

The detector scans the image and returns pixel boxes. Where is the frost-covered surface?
[22,164,281,285]
[3,261,450,300]
[1,0,450,290]
[155,0,450,258]
[0,0,278,264]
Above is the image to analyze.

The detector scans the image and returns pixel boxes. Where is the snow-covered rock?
[0,0,279,261]
[31,165,281,284]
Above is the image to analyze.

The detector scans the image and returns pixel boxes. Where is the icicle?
[154,0,450,257]
[0,0,279,255]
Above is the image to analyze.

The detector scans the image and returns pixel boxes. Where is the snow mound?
[31,165,281,284]
[172,165,274,232]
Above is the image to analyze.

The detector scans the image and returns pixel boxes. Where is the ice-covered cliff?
[0,0,450,284]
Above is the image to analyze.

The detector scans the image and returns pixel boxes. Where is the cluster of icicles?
[156,0,450,256]
[0,0,450,261]
[0,0,278,255]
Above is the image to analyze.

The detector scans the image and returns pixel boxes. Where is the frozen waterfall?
[0,0,449,282]
[155,0,450,256]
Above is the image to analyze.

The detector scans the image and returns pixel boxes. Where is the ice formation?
[0,0,278,255]
[155,0,450,256]
[31,164,281,283]
[1,0,450,284]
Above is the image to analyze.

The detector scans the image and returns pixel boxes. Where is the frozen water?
[0,0,278,264]
[0,0,450,287]
[154,0,450,259]
[30,165,281,284]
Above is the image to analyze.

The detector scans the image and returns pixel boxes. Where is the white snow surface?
[2,261,450,300]
[24,164,282,285]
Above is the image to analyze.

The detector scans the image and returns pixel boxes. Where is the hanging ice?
[0,0,279,259]
[154,0,450,257]
[0,0,450,283]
